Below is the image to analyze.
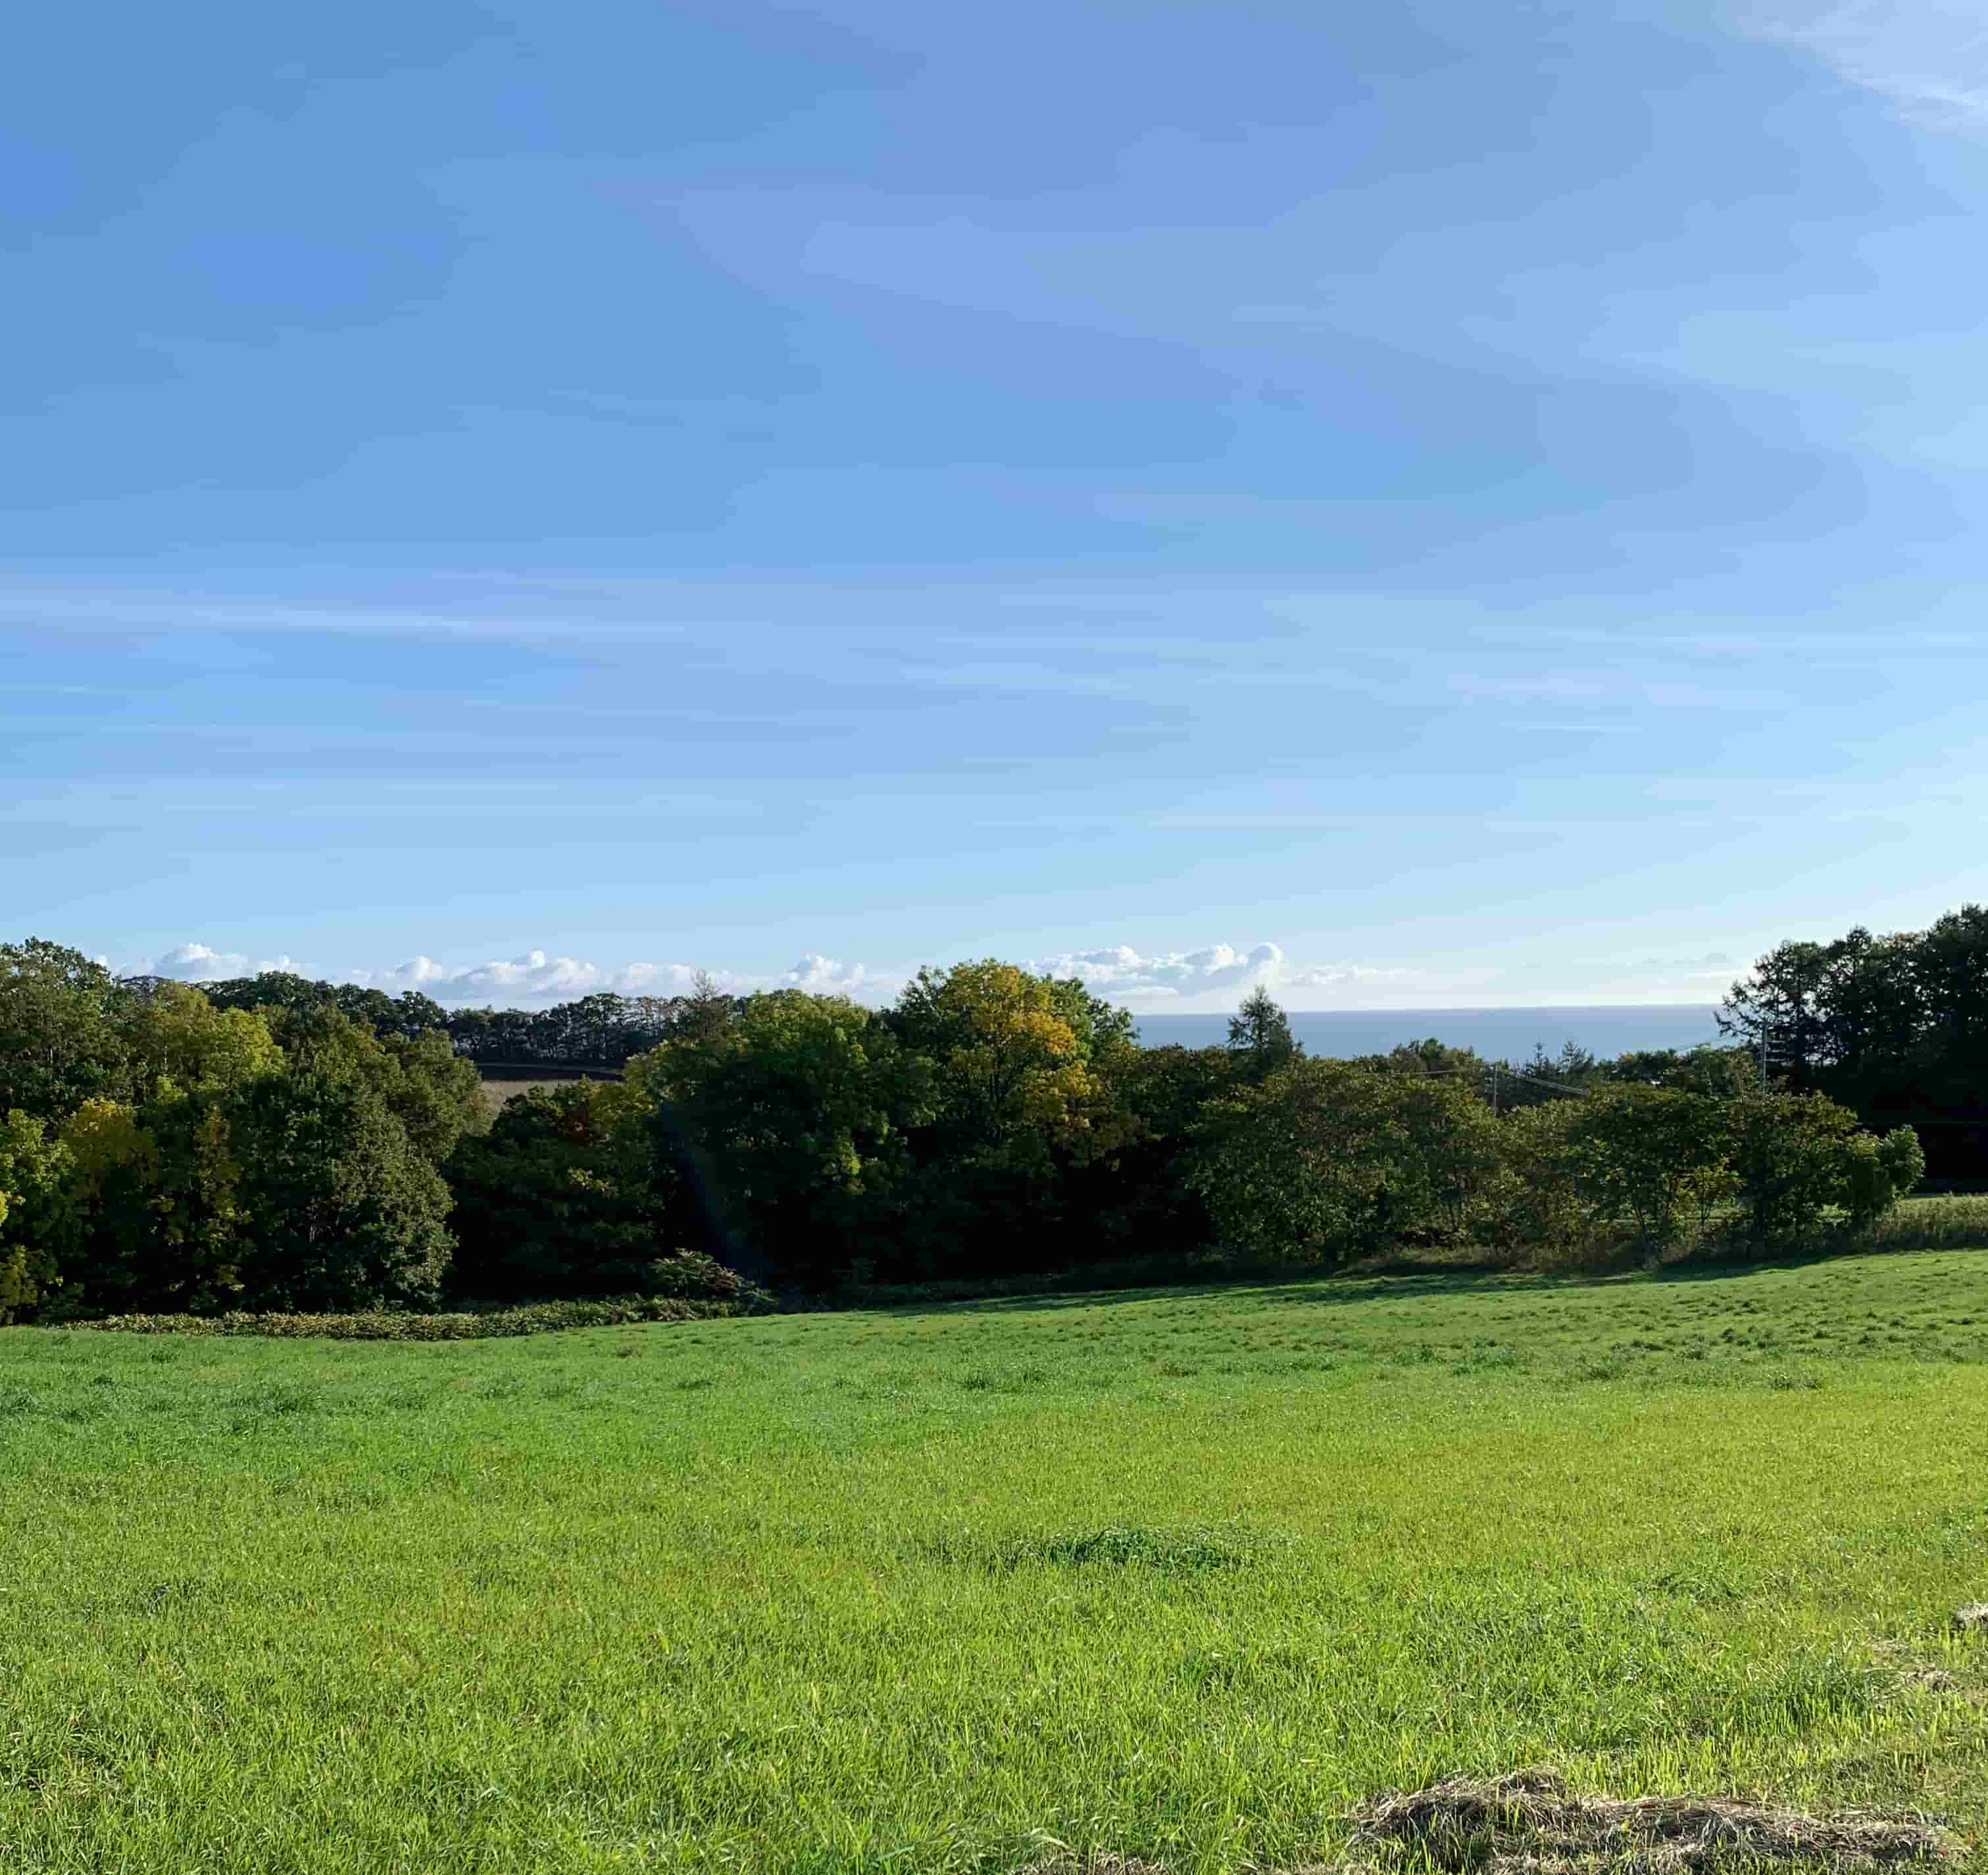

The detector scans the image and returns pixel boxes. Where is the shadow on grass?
[828,1238,1952,1324]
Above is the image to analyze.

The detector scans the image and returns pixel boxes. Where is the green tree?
[447,1081,683,1299]
[264,1005,485,1166]
[1729,1092,1922,1249]
[1187,1061,1426,1266]
[1560,1086,1735,1251]
[1849,1127,1927,1232]
[1719,927,1922,1093]
[887,963,1119,1164]
[1063,1043,1240,1261]
[881,962,1133,1277]
[221,1072,454,1310]
[1226,986,1299,1080]
[57,1065,456,1316]
[1482,1099,1595,1254]
[201,971,449,1042]
[1359,1037,1488,1083]
[58,1093,247,1314]
[0,939,134,1120]
[1393,1075,1505,1239]
[118,981,284,1101]
[1494,1041,1602,1109]
[1603,1045,1754,1096]
[646,990,925,1284]
[0,1111,76,1322]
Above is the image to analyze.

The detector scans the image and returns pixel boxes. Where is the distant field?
[5,1251,1988,1872]
[475,1065,623,1113]
[478,1074,564,1112]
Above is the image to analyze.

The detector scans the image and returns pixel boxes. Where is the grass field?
[5,1250,1988,1873]
[478,1076,577,1114]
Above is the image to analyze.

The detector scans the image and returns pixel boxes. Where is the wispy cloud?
[1746,2,1988,128]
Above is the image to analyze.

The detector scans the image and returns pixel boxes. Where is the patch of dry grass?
[1345,1772,1955,1874]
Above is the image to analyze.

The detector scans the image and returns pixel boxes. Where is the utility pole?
[1758,1025,1784,1092]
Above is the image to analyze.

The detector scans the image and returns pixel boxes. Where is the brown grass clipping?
[1345,1770,1956,1874]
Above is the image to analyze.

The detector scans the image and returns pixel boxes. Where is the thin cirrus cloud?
[1745,1,1988,126]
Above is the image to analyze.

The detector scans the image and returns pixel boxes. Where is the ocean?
[1131,1005,1726,1063]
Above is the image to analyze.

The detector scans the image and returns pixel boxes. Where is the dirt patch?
[912,1521,1287,1576]
[1020,1860,1168,1875]
[1346,1770,1955,1873]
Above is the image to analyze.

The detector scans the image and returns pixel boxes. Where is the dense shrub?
[1186,1061,1477,1266]
[1729,1093,1924,1249]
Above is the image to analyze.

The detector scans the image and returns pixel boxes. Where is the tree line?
[1716,905,1988,1180]
[0,928,1942,1322]
[161,972,740,1068]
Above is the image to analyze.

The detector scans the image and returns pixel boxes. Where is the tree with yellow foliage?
[882,961,1135,1277]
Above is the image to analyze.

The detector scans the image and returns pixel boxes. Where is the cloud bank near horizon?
[139,938,1734,1012]
[143,938,1401,1011]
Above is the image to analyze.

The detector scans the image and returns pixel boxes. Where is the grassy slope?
[4,1251,1988,1874]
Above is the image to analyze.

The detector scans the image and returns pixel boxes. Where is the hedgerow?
[67,1290,771,1340]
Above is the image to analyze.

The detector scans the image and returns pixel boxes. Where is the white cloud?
[781,953,881,995]
[1022,941,1285,1002]
[1747,2,1988,127]
[151,942,303,982]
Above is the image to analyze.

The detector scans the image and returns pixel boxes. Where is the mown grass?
[5,1250,1988,1872]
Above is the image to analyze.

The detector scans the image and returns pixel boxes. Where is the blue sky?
[7,0,1988,1011]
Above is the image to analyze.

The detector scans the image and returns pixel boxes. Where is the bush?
[64,1291,769,1339]
[637,1248,757,1301]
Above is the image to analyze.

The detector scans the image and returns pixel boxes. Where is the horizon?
[12,3,1988,998]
